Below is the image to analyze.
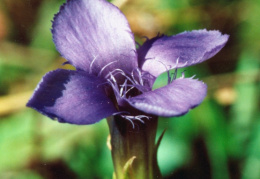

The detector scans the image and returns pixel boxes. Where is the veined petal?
[52,0,137,77]
[138,29,229,77]
[128,78,207,117]
[27,69,117,124]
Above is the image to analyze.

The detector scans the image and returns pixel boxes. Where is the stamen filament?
[98,60,117,77]
[120,114,151,129]
[89,55,99,74]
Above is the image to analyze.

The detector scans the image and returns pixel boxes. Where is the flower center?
[105,68,154,128]
[106,68,153,100]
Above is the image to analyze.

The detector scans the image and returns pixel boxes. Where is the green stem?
[107,116,162,179]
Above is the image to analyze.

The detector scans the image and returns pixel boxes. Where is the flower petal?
[138,29,229,77]
[52,0,137,77]
[127,78,207,117]
[27,69,117,124]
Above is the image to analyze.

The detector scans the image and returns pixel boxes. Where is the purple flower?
[27,0,229,125]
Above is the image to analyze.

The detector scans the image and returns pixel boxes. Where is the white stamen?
[109,73,117,84]
[151,57,181,84]
[131,70,140,85]
[107,73,121,98]
[120,80,128,97]
[89,55,99,74]
[137,68,144,86]
[111,69,136,85]
[180,70,186,79]
[176,57,179,66]
[180,61,188,68]
[190,75,196,79]
[150,60,171,84]
[120,114,151,129]
[98,61,117,77]
[132,68,144,86]
[124,116,135,128]
[122,86,134,97]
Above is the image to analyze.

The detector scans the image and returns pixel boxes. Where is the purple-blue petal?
[127,78,207,117]
[52,0,137,77]
[138,29,229,77]
[27,69,117,124]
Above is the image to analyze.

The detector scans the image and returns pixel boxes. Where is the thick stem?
[107,116,162,179]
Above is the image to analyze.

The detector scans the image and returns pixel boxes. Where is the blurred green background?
[0,0,259,178]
